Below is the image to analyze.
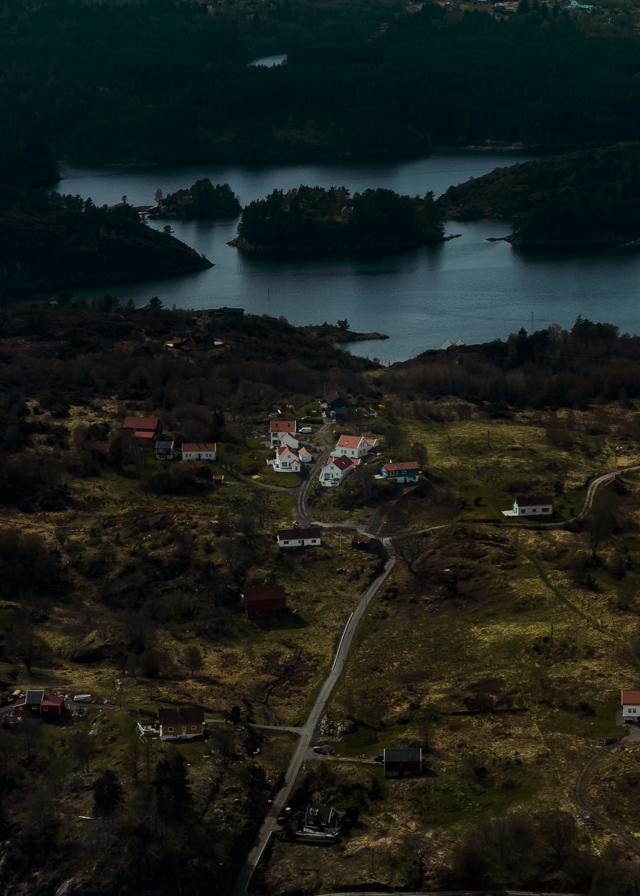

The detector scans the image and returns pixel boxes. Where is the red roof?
[41,695,65,708]
[330,456,356,471]
[242,584,286,603]
[383,461,419,472]
[122,415,159,432]
[336,434,363,449]
[182,442,216,452]
[134,430,156,440]
[278,444,298,457]
[621,689,640,705]
[270,420,296,434]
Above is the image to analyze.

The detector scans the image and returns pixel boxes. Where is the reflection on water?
[57,152,640,362]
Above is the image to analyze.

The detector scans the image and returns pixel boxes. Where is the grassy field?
[377,404,640,533]
[262,503,640,892]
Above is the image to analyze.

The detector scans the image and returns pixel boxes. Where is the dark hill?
[438,143,640,249]
[0,190,212,296]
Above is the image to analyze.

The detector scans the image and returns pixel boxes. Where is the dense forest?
[233,186,444,253]
[387,317,640,409]
[5,0,640,177]
[0,190,211,296]
[439,143,640,248]
[149,180,241,220]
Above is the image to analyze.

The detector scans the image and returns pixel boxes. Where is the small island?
[149,179,241,219]
[0,190,212,297]
[229,185,445,254]
[438,143,640,250]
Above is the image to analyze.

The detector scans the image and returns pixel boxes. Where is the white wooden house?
[502,495,553,517]
[276,527,322,549]
[279,432,300,451]
[181,442,217,462]
[332,434,377,459]
[269,420,297,448]
[380,461,420,483]
[272,445,301,473]
[320,456,358,487]
[621,689,640,722]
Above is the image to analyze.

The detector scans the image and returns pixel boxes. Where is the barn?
[383,747,423,778]
[241,584,287,615]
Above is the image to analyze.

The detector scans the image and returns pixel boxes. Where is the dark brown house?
[383,747,423,778]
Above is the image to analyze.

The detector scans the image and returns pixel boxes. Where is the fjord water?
[57,153,640,363]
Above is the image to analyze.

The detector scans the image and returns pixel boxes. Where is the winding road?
[232,428,640,895]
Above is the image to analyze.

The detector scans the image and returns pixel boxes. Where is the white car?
[299,427,313,434]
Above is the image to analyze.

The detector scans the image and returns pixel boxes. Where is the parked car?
[312,744,335,755]
[299,427,313,434]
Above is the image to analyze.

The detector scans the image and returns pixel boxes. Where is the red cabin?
[241,584,287,616]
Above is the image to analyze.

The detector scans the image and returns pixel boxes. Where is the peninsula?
[438,143,640,250]
[0,190,212,297]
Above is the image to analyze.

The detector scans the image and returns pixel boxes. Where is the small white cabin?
[276,527,321,549]
[182,442,217,462]
[502,495,553,517]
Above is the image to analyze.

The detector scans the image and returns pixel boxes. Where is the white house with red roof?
[320,455,359,487]
[181,442,217,462]
[380,461,421,483]
[621,688,640,722]
[272,444,302,473]
[331,434,377,460]
[269,420,297,448]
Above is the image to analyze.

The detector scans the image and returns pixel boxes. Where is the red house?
[122,415,161,442]
[14,690,65,718]
[241,584,287,616]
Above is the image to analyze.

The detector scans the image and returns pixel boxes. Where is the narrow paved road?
[573,727,640,857]
[232,541,396,896]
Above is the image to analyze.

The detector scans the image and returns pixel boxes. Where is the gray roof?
[516,495,552,506]
[383,747,422,763]
[25,689,45,705]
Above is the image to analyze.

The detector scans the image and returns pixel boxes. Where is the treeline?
[386,318,640,409]
[0,189,211,296]
[5,0,640,175]
[439,143,640,248]
[235,186,443,252]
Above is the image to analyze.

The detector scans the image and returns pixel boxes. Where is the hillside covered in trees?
[0,190,211,296]
[438,143,640,249]
[5,0,640,176]
[232,186,444,253]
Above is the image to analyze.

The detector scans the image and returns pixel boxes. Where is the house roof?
[516,495,553,506]
[156,440,174,449]
[383,747,422,763]
[383,461,419,472]
[270,420,296,434]
[277,444,298,457]
[122,415,159,431]
[182,442,216,452]
[277,527,321,541]
[134,430,156,440]
[242,584,286,603]
[335,434,364,449]
[41,695,65,708]
[158,707,205,727]
[621,689,640,705]
[330,456,356,471]
[25,689,45,705]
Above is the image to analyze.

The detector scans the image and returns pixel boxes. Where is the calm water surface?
[56,152,640,363]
